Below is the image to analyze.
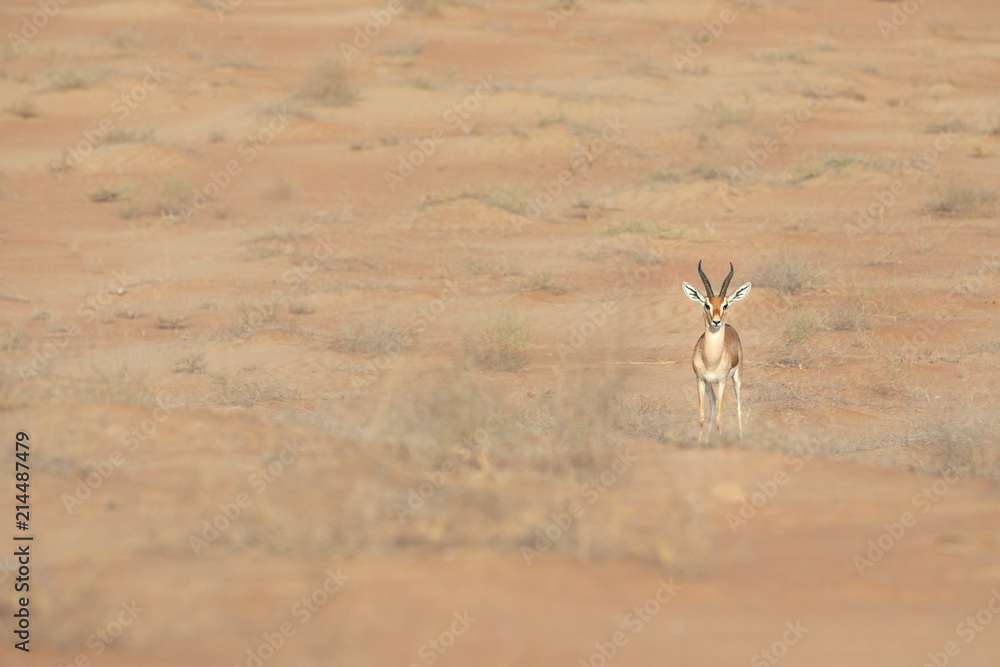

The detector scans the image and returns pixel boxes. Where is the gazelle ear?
[726,282,752,304]
[682,282,705,303]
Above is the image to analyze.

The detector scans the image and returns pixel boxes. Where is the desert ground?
[1,0,1000,664]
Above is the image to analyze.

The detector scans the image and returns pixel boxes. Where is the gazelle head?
[682,261,752,331]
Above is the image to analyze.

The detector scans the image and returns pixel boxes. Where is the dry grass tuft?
[423,184,527,215]
[783,309,818,346]
[463,256,522,277]
[604,218,683,239]
[157,177,191,217]
[157,314,190,329]
[520,271,568,294]
[328,317,405,356]
[301,59,358,106]
[472,308,531,371]
[47,68,103,91]
[926,183,997,218]
[696,100,753,127]
[406,0,450,16]
[6,99,38,119]
[99,127,154,145]
[209,372,296,409]
[614,393,673,441]
[825,288,874,332]
[88,185,134,203]
[288,299,315,315]
[174,351,206,374]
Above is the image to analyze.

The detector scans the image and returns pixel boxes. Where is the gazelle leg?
[697,379,706,442]
[704,381,717,444]
[715,379,727,437]
[733,368,743,441]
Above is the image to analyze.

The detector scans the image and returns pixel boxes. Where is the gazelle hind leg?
[733,368,743,440]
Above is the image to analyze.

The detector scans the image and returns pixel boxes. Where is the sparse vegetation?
[760,48,810,64]
[472,308,531,371]
[463,256,521,277]
[47,68,102,91]
[209,372,294,409]
[263,177,292,200]
[110,27,147,50]
[377,41,425,57]
[157,314,190,329]
[926,183,997,218]
[538,111,567,127]
[925,118,966,134]
[627,60,672,80]
[288,299,315,315]
[406,0,449,16]
[753,250,815,293]
[784,309,817,345]
[88,185,133,203]
[650,163,725,183]
[301,59,358,106]
[157,178,191,217]
[0,329,26,352]
[99,127,154,145]
[825,290,873,332]
[236,300,279,332]
[604,218,683,239]
[614,393,673,441]
[784,153,893,184]
[697,100,753,127]
[520,271,567,293]
[115,304,146,320]
[174,351,206,373]
[328,317,405,356]
[6,99,37,119]
[409,75,433,90]
[650,167,685,183]
[248,225,310,244]
[423,184,527,215]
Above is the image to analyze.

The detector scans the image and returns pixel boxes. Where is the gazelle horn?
[719,262,735,297]
[697,260,714,297]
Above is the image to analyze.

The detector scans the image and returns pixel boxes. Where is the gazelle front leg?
[697,379,707,442]
[714,379,727,438]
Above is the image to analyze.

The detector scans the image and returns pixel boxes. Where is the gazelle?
[682,261,752,442]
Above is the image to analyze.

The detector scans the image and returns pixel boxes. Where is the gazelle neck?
[702,320,726,364]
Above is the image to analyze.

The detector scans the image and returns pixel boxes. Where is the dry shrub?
[752,249,815,294]
[301,59,358,106]
[327,316,405,356]
[471,308,531,371]
[926,183,997,218]
[189,366,710,569]
[209,372,296,409]
[844,410,1000,480]
[825,289,874,332]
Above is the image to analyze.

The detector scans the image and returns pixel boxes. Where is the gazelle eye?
[704,303,710,309]
[722,303,728,309]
